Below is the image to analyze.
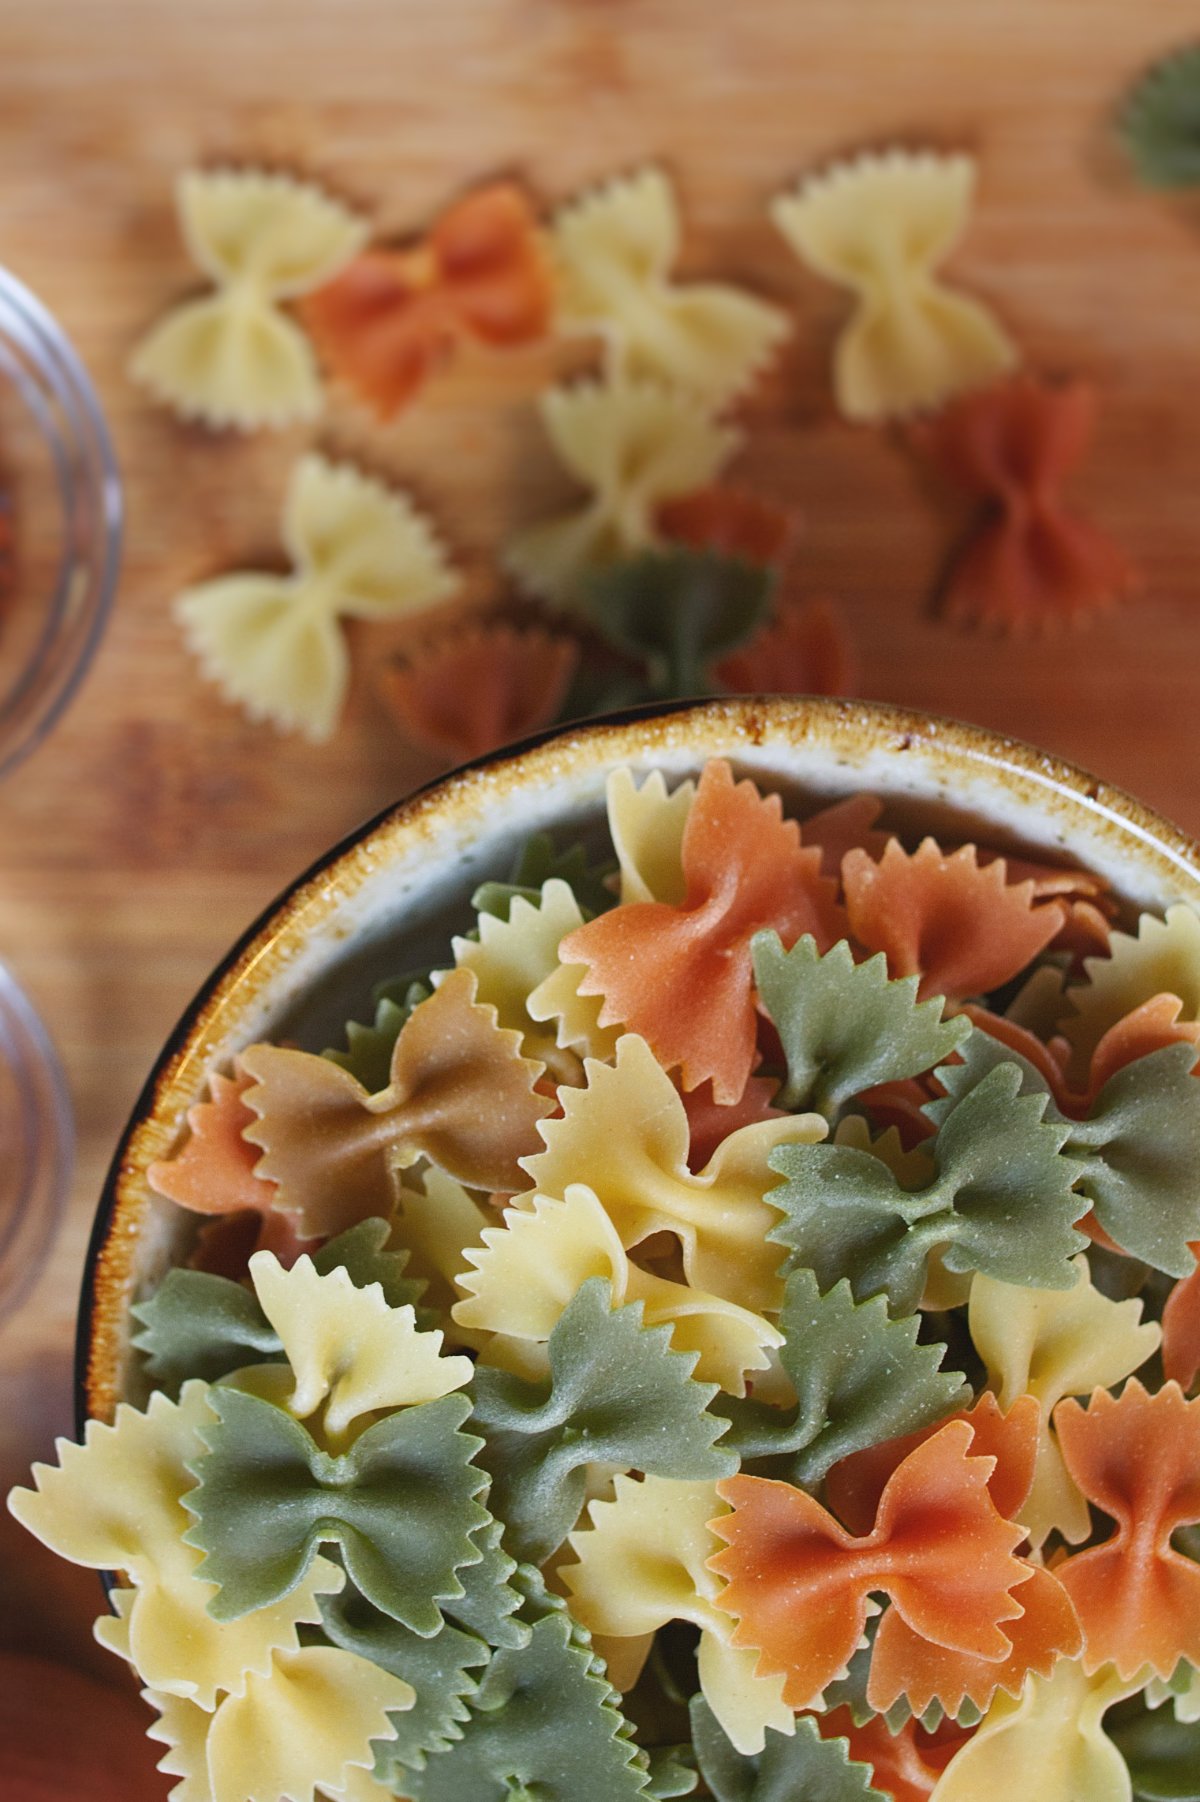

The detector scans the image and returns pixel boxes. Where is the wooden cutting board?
[1,0,1198,1672]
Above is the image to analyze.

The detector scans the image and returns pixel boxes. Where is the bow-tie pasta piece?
[968,1255,1160,1548]
[1164,1255,1200,1392]
[559,758,844,1103]
[716,597,857,700]
[146,1059,311,1264]
[240,967,553,1238]
[551,166,790,404]
[562,1474,792,1756]
[380,622,579,767]
[1059,903,1200,1070]
[504,376,739,609]
[520,1031,825,1315]
[175,452,458,741]
[772,150,1016,423]
[301,181,553,420]
[131,169,367,429]
[447,877,616,1073]
[455,1183,783,1394]
[605,765,695,907]
[246,1249,472,1446]
[1122,44,1200,188]
[691,1698,895,1802]
[709,1421,1029,1713]
[1053,1381,1200,1680]
[144,1645,415,1802]
[657,485,796,567]
[915,376,1137,632]
[811,1707,969,1802]
[842,838,1067,1003]
[6,1382,343,1708]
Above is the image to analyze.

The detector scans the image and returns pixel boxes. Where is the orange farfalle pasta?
[715,598,856,699]
[239,968,554,1238]
[147,1065,310,1264]
[800,793,890,877]
[379,623,578,765]
[301,182,553,419]
[709,1421,1028,1710]
[842,838,1066,1002]
[656,487,796,567]
[1054,1379,1200,1679]
[814,1708,971,1802]
[680,1071,782,1171]
[559,758,844,1102]
[823,1394,1080,1717]
[1163,1254,1200,1391]
[915,374,1138,632]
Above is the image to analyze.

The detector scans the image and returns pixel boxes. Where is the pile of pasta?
[133,136,1145,753]
[10,758,1200,1801]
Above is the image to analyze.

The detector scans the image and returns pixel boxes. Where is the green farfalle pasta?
[1103,1688,1200,1802]
[319,1583,490,1774]
[471,1277,736,1563]
[751,930,970,1116]
[939,1026,1200,1276]
[402,1610,651,1801]
[182,1386,490,1630]
[689,1697,885,1802]
[768,1058,1084,1313]
[584,547,774,697]
[474,829,617,923]
[132,1218,429,1392]
[1122,44,1200,188]
[323,978,431,1092]
[712,1266,968,1482]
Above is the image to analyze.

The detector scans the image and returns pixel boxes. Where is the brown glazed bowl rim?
[75,695,1200,1432]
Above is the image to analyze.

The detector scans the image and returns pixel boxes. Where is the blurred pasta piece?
[715,596,856,697]
[773,149,1015,422]
[552,165,790,403]
[302,181,553,420]
[131,169,367,429]
[380,620,578,764]
[1122,43,1200,188]
[504,375,738,609]
[915,374,1138,632]
[175,453,456,741]
[657,486,796,567]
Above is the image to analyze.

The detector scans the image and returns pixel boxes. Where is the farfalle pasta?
[772,149,1016,422]
[551,166,790,404]
[175,452,457,741]
[132,169,368,429]
[11,759,1200,1800]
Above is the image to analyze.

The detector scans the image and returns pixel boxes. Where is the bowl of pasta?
[11,695,1200,1802]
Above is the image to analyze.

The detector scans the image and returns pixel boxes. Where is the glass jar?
[0,959,72,1320]
[0,265,121,780]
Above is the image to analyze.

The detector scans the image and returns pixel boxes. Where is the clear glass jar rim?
[0,957,73,1320]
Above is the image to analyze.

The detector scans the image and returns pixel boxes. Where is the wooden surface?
[2,0,1200,1719]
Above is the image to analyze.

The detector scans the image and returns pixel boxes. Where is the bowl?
[0,265,122,781]
[0,958,73,1321]
[76,695,1200,1425]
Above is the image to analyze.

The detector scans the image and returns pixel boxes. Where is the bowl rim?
[75,694,1200,1430]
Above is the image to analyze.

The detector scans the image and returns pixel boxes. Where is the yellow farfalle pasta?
[968,1257,1161,1547]
[551,166,790,404]
[928,1659,1141,1802]
[503,376,738,608]
[247,1249,473,1447]
[390,1166,491,1338]
[772,149,1016,422]
[7,1382,343,1708]
[454,1183,783,1394]
[132,169,367,429]
[519,1033,826,1314]
[562,1473,792,1755]
[1060,903,1200,1068]
[451,878,614,1073]
[175,452,457,742]
[606,766,696,906]
[145,1646,414,1802]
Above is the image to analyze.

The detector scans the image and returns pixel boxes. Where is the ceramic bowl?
[76,695,1200,1426]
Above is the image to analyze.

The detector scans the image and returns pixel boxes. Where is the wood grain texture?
[0,0,1198,1676]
